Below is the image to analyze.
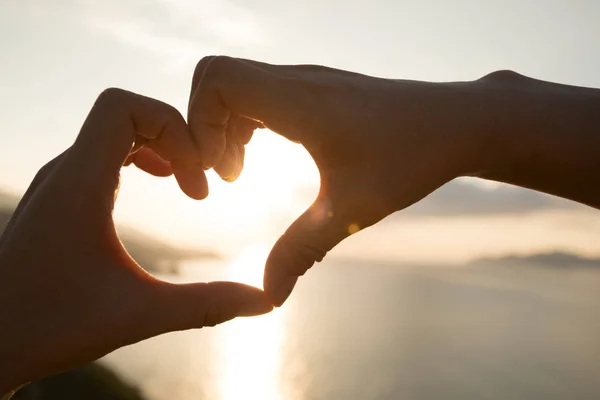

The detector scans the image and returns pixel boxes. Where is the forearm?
[461,71,600,208]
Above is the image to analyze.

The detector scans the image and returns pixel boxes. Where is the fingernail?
[197,125,226,169]
[223,144,242,182]
[238,296,274,316]
[270,275,298,307]
[215,144,243,182]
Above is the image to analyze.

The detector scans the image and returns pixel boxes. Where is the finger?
[143,118,199,166]
[72,89,179,178]
[214,140,244,182]
[189,60,262,147]
[126,145,207,201]
[140,281,273,336]
[213,118,245,182]
[188,56,302,169]
[187,56,228,169]
[235,58,363,80]
[62,88,206,200]
[129,147,173,177]
[264,196,355,307]
[171,161,209,200]
[133,103,208,199]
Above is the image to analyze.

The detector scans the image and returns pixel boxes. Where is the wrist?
[461,70,600,186]
[456,70,527,179]
[435,70,540,181]
[390,78,489,180]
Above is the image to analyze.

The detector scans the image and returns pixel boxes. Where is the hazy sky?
[1,0,599,262]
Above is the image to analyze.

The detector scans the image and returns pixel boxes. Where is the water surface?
[105,256,600,399]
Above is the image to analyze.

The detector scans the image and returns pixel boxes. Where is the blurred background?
[2,0,600,399]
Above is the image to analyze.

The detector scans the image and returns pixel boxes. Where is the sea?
[104,254,600,400]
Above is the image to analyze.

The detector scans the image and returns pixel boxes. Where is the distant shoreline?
[0,204,220,275]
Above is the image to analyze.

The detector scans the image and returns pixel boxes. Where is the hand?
[0,88,272,394]
[187,57,474,306]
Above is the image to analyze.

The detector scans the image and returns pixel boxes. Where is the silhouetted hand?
[0,88,272,395]
[187,57,474,306]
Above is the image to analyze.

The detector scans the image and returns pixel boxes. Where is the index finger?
[64,88,208,201]
[187,56,297,169]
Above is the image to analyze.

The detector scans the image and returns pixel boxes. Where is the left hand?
[0,88,272,395]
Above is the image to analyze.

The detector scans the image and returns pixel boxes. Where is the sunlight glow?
[217,245,288,400]
[114,129,320,257]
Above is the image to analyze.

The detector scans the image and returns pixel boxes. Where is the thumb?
[264,196,354,307]
[140,281,273,337]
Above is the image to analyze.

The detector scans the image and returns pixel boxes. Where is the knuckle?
[95,87,129,109]
[194,56,216,76]
[155,102,183,129]
[194,55,232,84]
[98,87,126,100]
[295,244,321,274]
[275,233,321,275]
[200,300,220,328]
[165,102,184,121]
[207,55,232,74]
[193,56,218,87]
[190,283,214,328]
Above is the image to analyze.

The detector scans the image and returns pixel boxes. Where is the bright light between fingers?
[113,129,320,256]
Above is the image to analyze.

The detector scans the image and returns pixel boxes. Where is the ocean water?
[105,256,600,400]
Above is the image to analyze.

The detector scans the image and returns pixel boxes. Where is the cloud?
[469,250,600,269]
[290,178,583,219]
[401,179,581,217]
[23,0,269,69]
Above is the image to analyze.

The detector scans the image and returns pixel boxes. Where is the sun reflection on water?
[217,245,288,400]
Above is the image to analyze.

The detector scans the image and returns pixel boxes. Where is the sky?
[1,0,599,263]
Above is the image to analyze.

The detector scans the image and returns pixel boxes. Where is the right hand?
[187,56,474,306]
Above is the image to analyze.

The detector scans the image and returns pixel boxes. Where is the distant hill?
[14,363,146,400]
[470,251,600,269]
[0,190,18,208]
[117,226,220,273]
[0,192,219,274]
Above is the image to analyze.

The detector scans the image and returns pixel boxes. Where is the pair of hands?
[0,56,475,392]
